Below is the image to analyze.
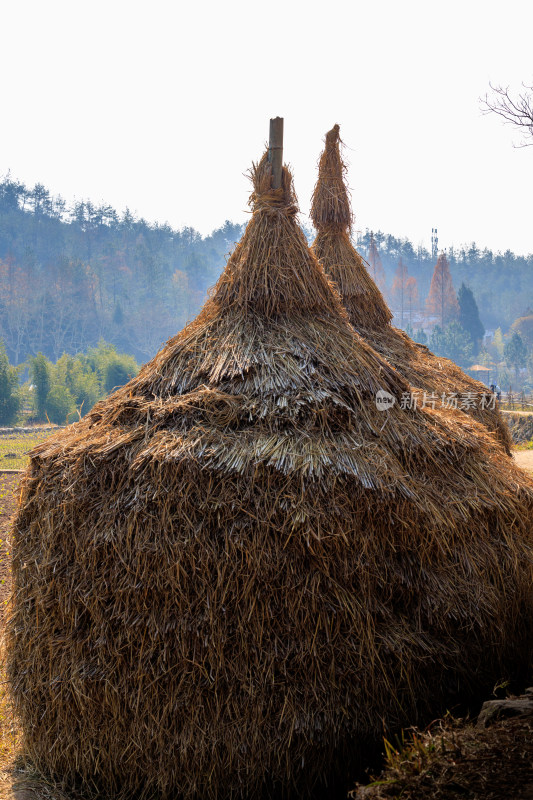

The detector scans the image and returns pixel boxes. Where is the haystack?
[311,124,512,452]
[7,147,533,800]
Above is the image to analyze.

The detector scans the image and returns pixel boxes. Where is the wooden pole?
[268,117,284,190]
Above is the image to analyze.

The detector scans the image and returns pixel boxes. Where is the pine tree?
[458,283,484,354]
[430,322,473,366]
[426,253,459,326]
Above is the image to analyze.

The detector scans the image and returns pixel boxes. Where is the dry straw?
[311,124,512,452]
[6,151,533,800]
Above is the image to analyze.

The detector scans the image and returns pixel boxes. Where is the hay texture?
[311,124,512,452]
[7,154,533,800]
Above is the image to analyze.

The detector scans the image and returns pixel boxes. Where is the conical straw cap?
[311,125,392,327]
[310,124,352,232]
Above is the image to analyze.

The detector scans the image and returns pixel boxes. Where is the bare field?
[0,431,56,472]
[513,449,533,473]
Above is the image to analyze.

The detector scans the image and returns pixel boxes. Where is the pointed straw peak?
[211,152,347,320]
[321,123,341,145]
[248,151,298,216]
[311,123,353,232]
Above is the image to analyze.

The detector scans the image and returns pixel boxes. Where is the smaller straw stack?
[311,124,512,451]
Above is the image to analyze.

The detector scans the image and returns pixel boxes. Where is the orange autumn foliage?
[426,253,459,326]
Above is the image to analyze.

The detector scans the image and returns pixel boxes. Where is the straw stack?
[311,124,512,452]
[7,149,533,800]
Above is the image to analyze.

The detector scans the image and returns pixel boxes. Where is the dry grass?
[312,231,393,330]
[351,706,533,799]
[0,672,77,800]
[5,153,533,800]
[0,676,19,773]
[0,431,55,472]
[310,125,512,453]
[503,411,533,446]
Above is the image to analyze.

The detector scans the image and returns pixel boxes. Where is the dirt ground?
[514,449,533,472]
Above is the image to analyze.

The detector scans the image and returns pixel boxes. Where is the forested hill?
[1,173,532,365]
[0,175,244,364]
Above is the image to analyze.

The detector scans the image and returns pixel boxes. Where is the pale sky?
[1,0,532,254]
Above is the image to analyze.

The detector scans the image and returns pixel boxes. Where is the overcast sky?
[1,0,532,254]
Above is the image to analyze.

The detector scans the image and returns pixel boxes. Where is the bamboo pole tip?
[268,118,284,190]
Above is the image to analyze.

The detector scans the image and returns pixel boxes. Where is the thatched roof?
[311,124,512,452]
[7,151,533,800]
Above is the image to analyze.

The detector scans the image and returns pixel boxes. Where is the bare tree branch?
[481,82,533,147]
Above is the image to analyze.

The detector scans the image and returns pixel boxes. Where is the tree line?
[0,339,138,426]
[357,230,533,331]
[0,174,243,364]
[1,173,533,370]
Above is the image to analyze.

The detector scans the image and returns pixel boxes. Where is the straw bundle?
[7,151,533,800]
[311,125,512,452]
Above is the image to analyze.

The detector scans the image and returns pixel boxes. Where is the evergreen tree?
[458,283,484,354]
[504,332,528,379]
[414,328,428,345]
[429,322,473,366]
[0,340,20,425]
